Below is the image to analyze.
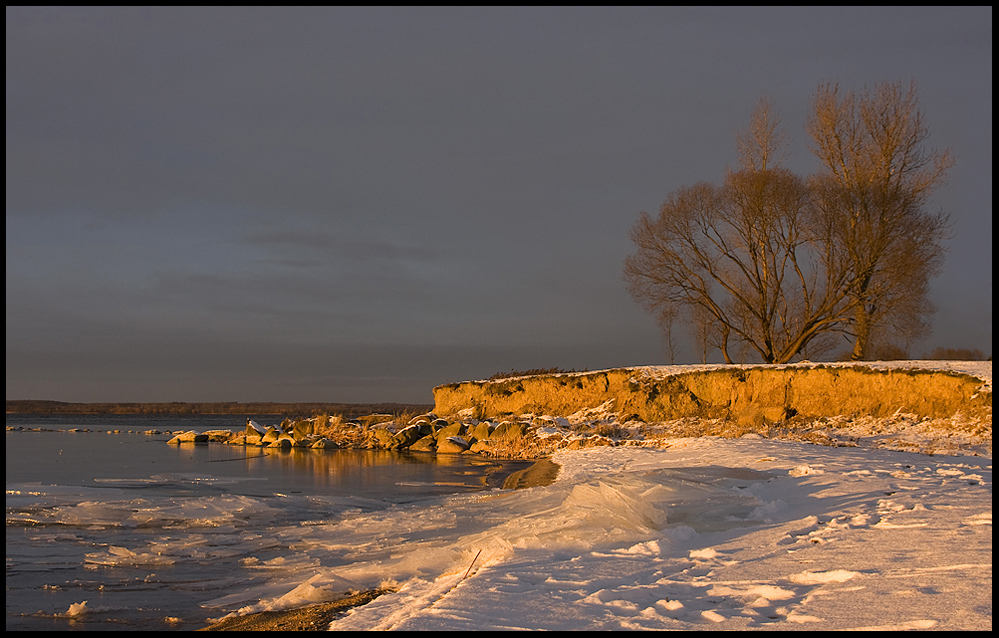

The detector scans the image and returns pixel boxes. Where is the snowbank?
[314,361,992,630]
[327,437,992,631]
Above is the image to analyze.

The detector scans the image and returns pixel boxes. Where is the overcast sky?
[6,7,992,404]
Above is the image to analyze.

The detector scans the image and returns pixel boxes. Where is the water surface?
[6,414,532,631]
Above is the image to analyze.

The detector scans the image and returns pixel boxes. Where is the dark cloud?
[6,7,992,402]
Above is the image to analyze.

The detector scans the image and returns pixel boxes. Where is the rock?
[310,437,339,449]
[408,413,435,426]
[293,435,314,447]
[489,421,528,441]
[166,431,208,444]
[435,423,466,440]
[292,419,315,440]
[409,434,437,452]
[227,434,248,445]
[392,425,424,449]
[436,436,470,454]
[469,422,493,441]
[245,420,265,438]
[261,426,281,443]
[370,428,397,449]
[204,429,235,443]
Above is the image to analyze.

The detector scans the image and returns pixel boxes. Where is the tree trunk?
[720,325,733,364]
[851,306,870,360]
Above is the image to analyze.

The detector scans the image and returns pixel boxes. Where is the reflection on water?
[187,444,522,495]
[6,413,534,501]
[6,418,535,631]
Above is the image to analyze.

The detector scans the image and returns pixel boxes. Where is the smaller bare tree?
[655,305,679,364]
[806,81,952,359]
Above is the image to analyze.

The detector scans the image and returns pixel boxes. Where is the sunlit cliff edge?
[433,361,992,426]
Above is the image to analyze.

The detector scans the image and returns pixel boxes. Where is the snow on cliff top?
[329,436,992,631]
[478,360,991,392]
[629,360,992,392]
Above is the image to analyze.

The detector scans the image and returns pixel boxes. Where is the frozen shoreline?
[200,457,563,631]
[17,362,989,631]
[199,361,992,631]
[326,438,991,631]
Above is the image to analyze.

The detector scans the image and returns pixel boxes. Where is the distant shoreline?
[5,400,434,417]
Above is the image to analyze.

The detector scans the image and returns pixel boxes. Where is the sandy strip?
[199,589,392,631]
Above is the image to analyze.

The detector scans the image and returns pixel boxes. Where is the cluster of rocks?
[366,414,533,454]
[357,412,625,458]
[165,412,624,459]
[167,420,337,449]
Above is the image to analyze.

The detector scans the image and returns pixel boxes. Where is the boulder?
[245,420,265,437]
[409,434,437,452]
[392,425,424,449]
[489,421,529,441]
[310,437,339,449]
[408,413,436,426]
[166,430,208,444]
[204,429,235,443]
[436,436,470,454]
[359,414,395,429]
[435,423,466,440]
[261,426,282,443]
[469,422,493,441]
[370,428,398,449]
[292,419,315,440]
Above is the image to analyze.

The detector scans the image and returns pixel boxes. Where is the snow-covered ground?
[322,437,990,631]
[320,361,992,631]
[188,361,992,631]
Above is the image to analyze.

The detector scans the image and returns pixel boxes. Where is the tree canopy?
[626,83,951,363]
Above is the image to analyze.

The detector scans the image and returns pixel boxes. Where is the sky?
[5,7,993,404]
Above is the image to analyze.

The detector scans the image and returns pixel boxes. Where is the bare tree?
[655,305,679,364]
[735,96,788,172]
[806,81,952,360]
[625,99,853,364]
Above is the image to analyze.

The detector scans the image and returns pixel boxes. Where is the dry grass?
[435,366,992,424]
[313,414,370,447]
[488,367,587,381]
